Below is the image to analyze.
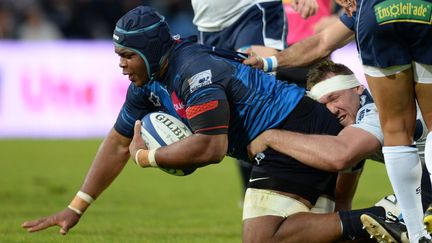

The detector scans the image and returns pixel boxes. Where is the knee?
[381,118,417,145]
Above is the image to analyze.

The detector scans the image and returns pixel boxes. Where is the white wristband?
[148,148,158,167]
[262,56,278,72]
[77,191,95,204]
[134,149,144,166]
[68,205,83,215]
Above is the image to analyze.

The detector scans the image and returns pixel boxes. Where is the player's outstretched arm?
[275,19,354,68]
[22,128,132,234]
[243,19,354,70]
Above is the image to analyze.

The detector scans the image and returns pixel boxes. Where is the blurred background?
[0,0,198,138]
[0,0,364,139]
[0,0,197,40]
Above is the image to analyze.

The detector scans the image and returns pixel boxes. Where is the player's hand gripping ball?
[140,112,196,176]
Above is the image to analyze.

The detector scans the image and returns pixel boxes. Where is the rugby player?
[22,6,345,242]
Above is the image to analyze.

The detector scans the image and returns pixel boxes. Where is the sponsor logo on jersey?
[171,92,186,118]
[187,70,212,93]
[148,92,161,107]
[254,152,265,165]
[356,107,371,123]
[374,0,432,25]
[249,177,270,183]
[356,91,375,124]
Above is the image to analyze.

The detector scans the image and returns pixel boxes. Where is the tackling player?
[248,59,431,242]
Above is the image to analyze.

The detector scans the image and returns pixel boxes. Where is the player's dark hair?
[306,59,354,90]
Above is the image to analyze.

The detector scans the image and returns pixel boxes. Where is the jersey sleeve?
[351,103,384,145]
[114,84,156,138]
[178,66,230,135]
[339,12,356,31]
[185,86,230,135]
[175,51,234,135]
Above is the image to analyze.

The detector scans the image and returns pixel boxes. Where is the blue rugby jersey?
[114,81,180,138]
[340,0,432,67]
[114,39,305,161]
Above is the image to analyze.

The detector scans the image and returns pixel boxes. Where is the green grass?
[0,139,393,242]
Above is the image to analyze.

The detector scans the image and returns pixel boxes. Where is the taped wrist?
[67,191,95,216]
[262,56,278,72]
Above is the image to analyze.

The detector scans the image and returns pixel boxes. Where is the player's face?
[319,87,364,127]
[115,46,148,87]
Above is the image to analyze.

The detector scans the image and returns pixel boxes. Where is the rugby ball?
[140,112,196,176]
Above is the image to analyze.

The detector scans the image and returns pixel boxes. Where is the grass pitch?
[0,139,392,242]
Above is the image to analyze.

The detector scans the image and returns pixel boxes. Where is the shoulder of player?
[356,102,378,123]
[168,58,231,92]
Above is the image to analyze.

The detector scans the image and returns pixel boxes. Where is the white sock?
[383,145,427,241]
[425,132,432,190]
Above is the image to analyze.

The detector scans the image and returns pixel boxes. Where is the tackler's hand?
[243,51,265,70]
[247,130,271,161]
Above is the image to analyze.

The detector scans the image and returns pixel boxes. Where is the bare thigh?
[366,68,417,145]
[242,212,341,243]
[415,83,432,131]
